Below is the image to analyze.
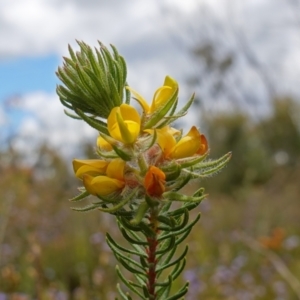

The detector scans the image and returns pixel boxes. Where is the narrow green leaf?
[156,235,176,255]
[98,188,138,213]
[177,152,208,168]
[63,109,82,120]
[176,93,195,117]
[163,191,207,203]
[175,228,192,246]
[116,283,128,300]
[130,201,149,226]
[194,151,232,170]
[68,44,77,61]
[156,245,188,273]
[165,282,189,300]
[116,256,146,275]
[156,276,172,299]
[159,209,189,232]
[69,190,89,202]
[71,204,98,212]
[106,234,147,258]
[157,214,200,242]
[119,227,148,245]
[112,144,132,161]
[116,266,145,298]
[171,258,186,280]
[144,89,178,129]
[75,109,109,134]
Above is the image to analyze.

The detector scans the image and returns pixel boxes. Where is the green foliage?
[202,98,300,194]
[1,112,300,298]
[107,197,203,300]
[56,41,128,133]
[258,98,300,165]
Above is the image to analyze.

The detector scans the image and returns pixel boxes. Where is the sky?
[1,0,300,162]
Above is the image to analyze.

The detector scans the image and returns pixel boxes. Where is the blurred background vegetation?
[1,11,300,300]
[1,94,300,299]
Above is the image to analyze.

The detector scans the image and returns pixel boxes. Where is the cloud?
[2,0,300,163]
[12,92,96,161]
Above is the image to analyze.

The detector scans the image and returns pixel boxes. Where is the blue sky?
[0,54,59,100]
[0,55,60,144]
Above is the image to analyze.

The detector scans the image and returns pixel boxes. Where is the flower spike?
[57,40,230,300]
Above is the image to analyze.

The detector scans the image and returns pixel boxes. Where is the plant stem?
[147,207,159,299]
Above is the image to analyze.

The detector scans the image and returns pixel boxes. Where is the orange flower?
[259,228,285,250]
[144,166,166,197]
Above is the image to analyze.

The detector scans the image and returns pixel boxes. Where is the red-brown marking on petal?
[197,134,209,155]
[144,166,166,197]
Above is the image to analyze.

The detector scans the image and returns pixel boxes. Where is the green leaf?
[69,190,89,202]
[171,258,186,281]
[119,227,148,245]
[63,109,82,120]
[156,235,176,255]
[71,204,98,212]
[106,233,147,258]
[116,255,146,275]
[75,109,109,134]
[165,282,189,300]
[156,245,188,273]
[144,87,178,129]
[130,201,149,225]
[177,152,208,168]
[163,191,207,203]
[157,214,200,242]
[98,188,138,213]
[116,266,146,299]
[57,41,128,121]
[193,151,232,171]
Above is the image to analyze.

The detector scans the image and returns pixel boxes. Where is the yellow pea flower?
[144,166,166,197]
[72,159,109,179]
[86,158,126,196]
[107,104,141,144]
[127,76,178,114]
[83,174,125,196]
[97,136,113,151]
[169,126,208,159]
[147,126,208,159]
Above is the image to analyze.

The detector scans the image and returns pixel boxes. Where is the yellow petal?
[119,103,141,125]
[90,176,125,196]
[107,104,141,144]
[73,159,108,178]
[150,76,178,113]
[150,86,172,113]
[75,165,105,179]
[169,126,201,159]
[166,126,181,137]
[106,158,125,181]
[144,127,177,157]
[163,76,178,89]
[82,174,97,195]
[97,136,113,151]
[116,112,140,144]
[126,86,150,113]
[107,107,120,137]
[156,127,177,157]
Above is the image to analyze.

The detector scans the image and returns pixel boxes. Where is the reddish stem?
[146,208,159,299]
